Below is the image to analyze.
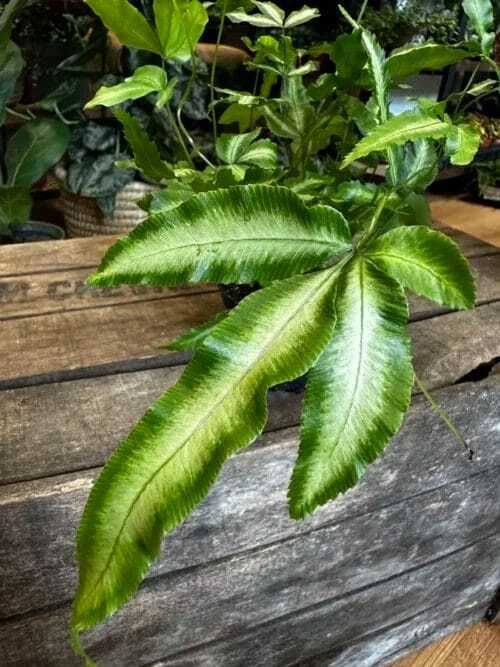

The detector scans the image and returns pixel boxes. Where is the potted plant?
[0,0,71,243]
[475,157,500,203]
[69,0,499,661]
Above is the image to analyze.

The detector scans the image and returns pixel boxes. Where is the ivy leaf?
[284,5,320,29]
[6,119,70,187]
[0,185,31,232]
[445,122,481,166]
[463,0,495,56]
[365,226,476,309]
[73,266,341,637]
[216,129,278,170]
[87,185,351,287]
[153,0,208,61]
[113,109,174,183]
[288,258,413,518]
[387,43,471,81]
[85,0,162,55]
[85,66,169,109]
[342,111,452,168]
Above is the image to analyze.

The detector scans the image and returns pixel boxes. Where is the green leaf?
[153,0,208,61]
[167,310,228,350]
[0,40,24,125]
[445,122,481,166]
[253,1,285,26]
[0,185,31,232]
[0,0,27,53]
[288,258,413,518]
[284,4,320,29]
[366,226,476,309]
[85,0,162,54]
[6,119,70,187]
[87,185,351,288]
[463,0,495,55]
[387,43,471,81]
[85,66,169,108]
[216,129,278,169]
[227,6,280,26]
[328,30,367,84]
[73,266,341,635]
[401,140,439,192]
[342,111,451,168]
[219,103,255,132]
[113,108,173,183]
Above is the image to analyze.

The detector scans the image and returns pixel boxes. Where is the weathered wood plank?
[1,378,498,622]
[429,196,500,250]
[0,291,224,388]
[0,235,119,278]
[0,267,217,320]
[437,227,500,258]
[0,520,497,666]
[1,297,500,484]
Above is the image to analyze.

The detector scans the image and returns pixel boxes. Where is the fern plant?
[71,0,499,660]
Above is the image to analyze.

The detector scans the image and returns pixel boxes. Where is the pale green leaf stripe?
[446,123,481,166]
[387,43,470,81]
[284,6,320,29]
[288,258,413,518]
[88,185,351,288]
[72,267,341,633]
[86,0,161,55]
[463,0,495,55]
[365,226,476,310]
[342,112,451,168]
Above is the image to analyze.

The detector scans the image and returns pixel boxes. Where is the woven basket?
[55,166,157,237]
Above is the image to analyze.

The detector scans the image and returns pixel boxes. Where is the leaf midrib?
[87,268,337,599]
[368,250,456,292]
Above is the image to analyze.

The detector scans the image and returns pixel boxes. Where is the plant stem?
[358,191,389,248]
[357,0,369,23]
[5,106,32,121]
[414,374,474,460]
[211,0,227,151]
[160,106,193,166]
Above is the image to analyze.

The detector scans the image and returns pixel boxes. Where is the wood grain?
[430,196,500,249]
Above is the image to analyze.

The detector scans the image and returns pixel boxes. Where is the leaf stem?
[5,106,32,121]
[357,191,390,249]
[414,374,474,460]
[211,0,227,151]
[357,0,369,23]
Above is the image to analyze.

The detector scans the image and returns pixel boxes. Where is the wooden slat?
[0,378,498,622]
[0,290,224,388]
[2,299,500,484]
[0,267,217,320]
[0,235,119,278]
[430,196,500,249]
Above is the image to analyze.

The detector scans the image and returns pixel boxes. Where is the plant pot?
[219,283,308,394]
[55,166,157,237]
[0,221,65,245]
[195,43,249,67]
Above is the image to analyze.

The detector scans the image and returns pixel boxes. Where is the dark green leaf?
[87,185,351,288]
[288,258,413,518]
[0,40,24,125]
[366,226,476,309]
[0,185,31,231]
[387,43,471,81]
[6,119,70,188]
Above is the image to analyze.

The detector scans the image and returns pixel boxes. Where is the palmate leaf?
[365,226,476,310]
[387,43,471,81]
[216,129,278,170]
[85,0,162,55]
[342,111,452,168]
[85,66,169,109]
[284,5,320,28]
[72,266,341,636]
[87,185,351,288]
[288,258,414,518]
[113,109,174,183]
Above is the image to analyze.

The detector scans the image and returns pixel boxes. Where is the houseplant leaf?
[284,5,320,29]
[113,108,174,183]
[153,0,208,61]
[463,0,495,55]
[288,258,413,518]
[0,185,31,232]
[227,7,281,27]
[0,0,28,54]
[85,65,169,108]
[387,43,471,81]
[400,140,439,192]
[72,266,342,637]
[0,40,24,125]
[87,185,351,287]
[365,226,476,309]
[253,1,285,27]
[216,129,278,169]
[342,111,452,168]
[6,118,70,187]
[85,0,162,55]
[445,122,481,166]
